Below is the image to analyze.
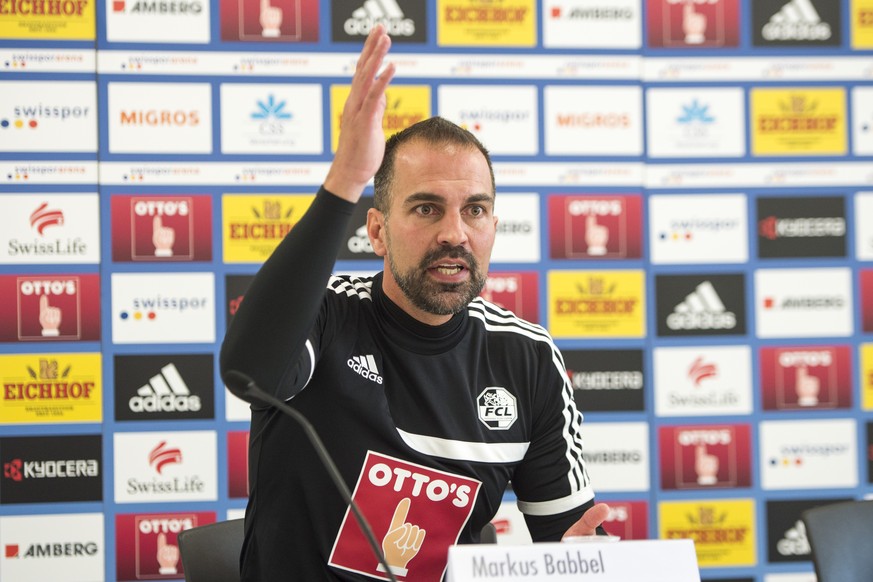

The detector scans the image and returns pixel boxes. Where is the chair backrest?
[801,499,873,582]
[177,518,244,582]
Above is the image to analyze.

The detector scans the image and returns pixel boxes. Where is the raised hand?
[695,444,719,485]
[152,215,175,257]
[380,498,425,575]
[562,502,611,540]
[585,214,608,256]
[156,532,180,575]
[39,294,61,337]
[324,24,396,203]
[260,0,282,37]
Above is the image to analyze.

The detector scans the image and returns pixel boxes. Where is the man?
[220,25,609,581]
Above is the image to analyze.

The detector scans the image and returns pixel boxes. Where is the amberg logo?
[477,387,517,430]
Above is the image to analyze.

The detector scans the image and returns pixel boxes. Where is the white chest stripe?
[396,428,530,464]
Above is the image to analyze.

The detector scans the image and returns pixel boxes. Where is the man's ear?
[367,207,388,257]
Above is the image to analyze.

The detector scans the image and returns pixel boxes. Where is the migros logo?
[120,109,199,126]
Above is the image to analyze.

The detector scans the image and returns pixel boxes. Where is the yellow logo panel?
[222,194,315,263]
[862,344,873,411]
[547,270,645,339]
[330,85,431,153]
[0,0,95,40]
[0,353,102,424]
[437,0,536,47]
[659,499,756,568]
[751,87,847,156]
[852,0,873,49]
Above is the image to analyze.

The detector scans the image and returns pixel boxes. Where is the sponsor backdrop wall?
[1,0,872,580]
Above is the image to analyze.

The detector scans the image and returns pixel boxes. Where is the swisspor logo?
[477,387,517,430]
[328,451,480,581]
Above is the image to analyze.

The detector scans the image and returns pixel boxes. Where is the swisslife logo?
[0,194,100,265]
[106,0,210,43]
[113,431,217,503]
[759,345,852,411]
[581,422,650,492]
[108,82,212,154]
[1,435,102,504]
[653,345,753,417]
[110,194,213,262]
[547,194,643,260]
[0,81,97,152]
[646,0,741,48]
[331,0,426,42]
[0,274,101,342]
[757,195,846,259]
[491,193,540,263]
[114,354,214,421]
[655,273,746,337]
[438,85,538,156]
[543,85,643,156]
[759,418,858,490]
[752,0,841,47]
[115,511,215,581]
[646,87,745,158]
[565,348,645,412]
[111,272,216,344]
[0,513,103,582]
[543,0,641,49]
[648,194,748,265]
[220,83,323,154]
[755,267,853,338]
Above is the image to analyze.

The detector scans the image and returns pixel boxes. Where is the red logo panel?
[760,346,852,410]
[111,195,213,262]
[480,271,539,323]
[227,431,249,498]
[647,0,740,48]
[659,424,752,490]
[116,511,216,581]
[547,194,642,259]
[0,274,100,342]
[329,452,480,582]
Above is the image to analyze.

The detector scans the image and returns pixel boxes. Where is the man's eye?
[416,205,434,215]
[469,206,484,217]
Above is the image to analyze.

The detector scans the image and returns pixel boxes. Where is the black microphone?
[224,370,399,582]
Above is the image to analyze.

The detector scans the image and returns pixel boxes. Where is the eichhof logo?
[477,387,517,430]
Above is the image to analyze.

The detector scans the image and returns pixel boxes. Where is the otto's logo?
[477,387,517,430]
[148,441,181,474]
[30,202,64,234]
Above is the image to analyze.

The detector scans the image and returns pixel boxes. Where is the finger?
[153,215,162,230]
[562,503,611,539]
[389,498,410,532]
[586,214,597,228]
[157,532,167,550]
[40,294,48,311]
[695,444,706,459]
[412,527,426,551]
[347,26,392,108]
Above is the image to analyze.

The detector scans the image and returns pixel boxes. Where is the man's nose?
[437,212,469,247]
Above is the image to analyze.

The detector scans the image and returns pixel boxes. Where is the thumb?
[563,503,611,539]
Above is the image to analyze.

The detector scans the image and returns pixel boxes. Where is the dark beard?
[389,245,486,316]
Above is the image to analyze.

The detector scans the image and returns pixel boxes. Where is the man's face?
[367,140,497,325]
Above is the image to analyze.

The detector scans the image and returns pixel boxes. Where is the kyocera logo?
[3,457,99,481]
[120,110,199,126]
[1,103,91,130]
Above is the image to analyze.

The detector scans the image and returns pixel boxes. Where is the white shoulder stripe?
[517,487,596,517]
[396,428,530,464]
[328,275,373,300]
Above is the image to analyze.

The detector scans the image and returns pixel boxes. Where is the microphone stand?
[225,371,399,582]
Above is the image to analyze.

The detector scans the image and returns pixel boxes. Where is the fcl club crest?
[477,387,517,430]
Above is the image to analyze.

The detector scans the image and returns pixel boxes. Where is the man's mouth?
[433,264,465,276]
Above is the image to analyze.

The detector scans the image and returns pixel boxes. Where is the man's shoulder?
[467,297,554,345]
[326,274,376,301]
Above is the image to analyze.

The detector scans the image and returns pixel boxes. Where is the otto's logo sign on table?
[329,451,480,581]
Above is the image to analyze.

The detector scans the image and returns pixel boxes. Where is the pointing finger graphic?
[380,498,425,577]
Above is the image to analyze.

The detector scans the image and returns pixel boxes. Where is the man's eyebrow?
[402,192,495,206]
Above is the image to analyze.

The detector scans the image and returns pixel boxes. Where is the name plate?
[447,539,700,582]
